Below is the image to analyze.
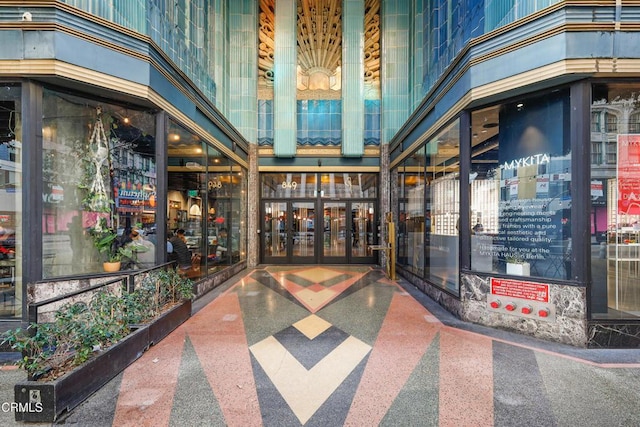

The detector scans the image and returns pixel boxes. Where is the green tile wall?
[381,0,411,144]
[273,0,297,157]
[342,0,365,157]
[228,0,258,143]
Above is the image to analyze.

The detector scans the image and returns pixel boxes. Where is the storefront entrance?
[260,173,378,265]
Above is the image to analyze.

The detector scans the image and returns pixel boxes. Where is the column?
[273,0,297,157]
[342,0,365,157]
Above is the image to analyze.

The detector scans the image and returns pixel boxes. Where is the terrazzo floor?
[5,265,639,426]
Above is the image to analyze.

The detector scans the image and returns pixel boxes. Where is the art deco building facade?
[0,0,639,348]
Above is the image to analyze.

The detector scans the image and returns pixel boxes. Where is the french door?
[322,201,376,264]
[261,200,376,264]
[262,201,316,264]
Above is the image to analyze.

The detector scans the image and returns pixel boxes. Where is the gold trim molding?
[0,59,247,169]
[259,165,380,172]
[390,57,640,168]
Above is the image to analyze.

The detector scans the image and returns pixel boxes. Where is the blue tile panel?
[382,0,411,144]
[364,100,381,146]
[341,0,365,157]
[273,0,297,157]
[258,100,274,146]
[421,0,561,98]
[296,101,342,146]
[227,0,258,143]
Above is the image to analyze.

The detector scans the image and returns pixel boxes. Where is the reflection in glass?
[590,83,640,319]
[323,203,346,257]
[351,203,374,258]
[0,83,21,318]
[264,202,287,257]
[470,90,571,281]
[168,120,205,280]
[396,119,460,295]
[42,89,157,278]
[292,202,315,258]
[425,122,459,293]
[398,148,426,277]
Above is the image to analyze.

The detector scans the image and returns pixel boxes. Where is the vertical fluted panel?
[381,0,410,144]
[228,0,258,143]
[213,0,227,115]
[273,0,297,157]
[342,0,365,157]
[411,0,424,112]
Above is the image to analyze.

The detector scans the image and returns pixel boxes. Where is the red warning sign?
[490,278,549,303]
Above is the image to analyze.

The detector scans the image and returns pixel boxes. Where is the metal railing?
[28,262,177,325]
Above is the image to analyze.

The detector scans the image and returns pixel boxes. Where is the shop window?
[591,83,640,319]
[398,149,426,277]
[42,89,157,278]
[397,167,409,266]
[167,120,247,279]
[395,120,460,294]
[231,164,247,264]
[425,121,460,294]
[167,121,206,280]
[470,90,571,281]
[0,83,21,318]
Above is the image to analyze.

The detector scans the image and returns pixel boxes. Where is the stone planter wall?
[14,325,150,423]
[14,299,192,423]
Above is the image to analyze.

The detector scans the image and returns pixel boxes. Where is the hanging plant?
[81,107,113,213]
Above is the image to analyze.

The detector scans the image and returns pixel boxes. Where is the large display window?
[0,83,21,318]
[590,83,640,319]
[397,147,425,276]
[396,120,460,295]
[42,89,157,277]
[470,90,571,280]
[167,120,247,278]
[425,121,460,293]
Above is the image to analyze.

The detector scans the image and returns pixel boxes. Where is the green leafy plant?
[130,268,194,323]
[1,291,130,380]
[506,253,526,264]
[1,267,193,380]
[89,218,121,263]
[88,218,148,264]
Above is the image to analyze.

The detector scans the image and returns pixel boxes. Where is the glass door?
[322,201,377,263]
[291,202,315,263]
[351,202,376,263]
[263,202,287,262]
[323,202,347,262]
[262,201,316,263]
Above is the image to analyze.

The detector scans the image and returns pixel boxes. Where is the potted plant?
[3,266,193,422]
[506,254,530,276]
[89,219,148,272]
[89,218,122,271]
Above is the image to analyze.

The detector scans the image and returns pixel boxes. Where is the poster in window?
[617,134,640,215]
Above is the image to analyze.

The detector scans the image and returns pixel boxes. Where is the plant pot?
[506,262,530,276]
[102,261,121,272]
[14,325,150,423]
